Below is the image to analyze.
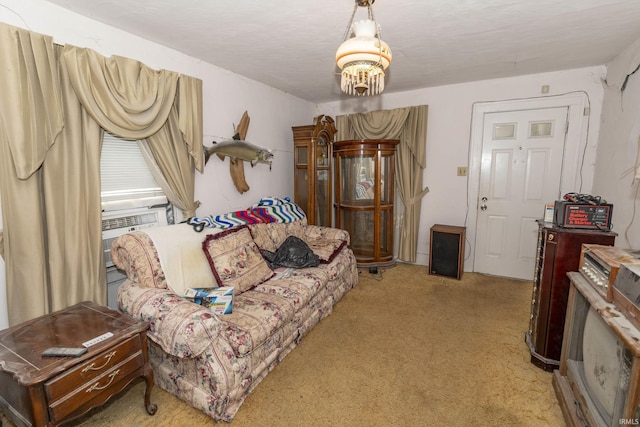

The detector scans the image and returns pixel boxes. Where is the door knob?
[480,196,488,211]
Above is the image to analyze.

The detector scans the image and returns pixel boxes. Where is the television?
[553,272,640,427]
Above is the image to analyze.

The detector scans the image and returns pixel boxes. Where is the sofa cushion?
[249,220,309,252]
[217,270,333,358]
[203,226,274,294]
[117,280,221,358]
[257,271,327,309]
[282,221,306,243]
[218,289,297,357]
[249,222,280,252]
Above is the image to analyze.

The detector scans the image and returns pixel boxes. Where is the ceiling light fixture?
[335,0,392,96]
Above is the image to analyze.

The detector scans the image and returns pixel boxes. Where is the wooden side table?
[0,301,156,426]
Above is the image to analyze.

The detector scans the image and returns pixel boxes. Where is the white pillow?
[142,223,223,295]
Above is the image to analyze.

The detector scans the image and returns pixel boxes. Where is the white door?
[474,107,568,280]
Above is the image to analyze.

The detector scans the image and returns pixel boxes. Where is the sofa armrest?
[118,280,221,358]
[302,225,350,263]
[111,231,168,289]
[304,224,350,245]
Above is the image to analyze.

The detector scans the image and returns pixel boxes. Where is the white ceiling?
[44,0,640,104]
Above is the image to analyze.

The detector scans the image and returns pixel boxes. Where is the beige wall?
[594,37,640,249]
[318,66,607,266]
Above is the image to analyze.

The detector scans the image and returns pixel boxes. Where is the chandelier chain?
[341,1,382,41]
[368,4,375,29]
[341,4,359,42]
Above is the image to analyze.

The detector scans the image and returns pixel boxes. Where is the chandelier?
[335,0,392,96]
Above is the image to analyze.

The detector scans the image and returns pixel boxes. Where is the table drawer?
[44,335,141,401]
[47,351,145,422]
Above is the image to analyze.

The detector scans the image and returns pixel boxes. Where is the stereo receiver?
[579,244,640,302]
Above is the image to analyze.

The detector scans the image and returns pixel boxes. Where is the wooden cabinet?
[525,220,616,371]
[291,115,336,227]
[333,139,399,268]
[0,301,155,426]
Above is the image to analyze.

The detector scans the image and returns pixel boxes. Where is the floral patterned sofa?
[110,216,358,422]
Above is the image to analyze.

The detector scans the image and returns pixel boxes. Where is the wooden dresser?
[0,301,156,426]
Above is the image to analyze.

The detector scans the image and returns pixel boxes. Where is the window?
[100,132,167,211]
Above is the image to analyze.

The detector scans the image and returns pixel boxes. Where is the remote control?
[42,347,88,357]
[82,331,114,348]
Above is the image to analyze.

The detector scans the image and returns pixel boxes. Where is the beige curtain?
[0,23,203,325]
[62,46,203,218]
[178,76,204,173]
[146,104,201,217]
[336,105,429,262]
[46,45,105,311]
[0,25,64,323]
[143,76,203,218]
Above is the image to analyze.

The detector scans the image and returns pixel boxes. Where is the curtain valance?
[63,46,178,138]
[343,108,410,140]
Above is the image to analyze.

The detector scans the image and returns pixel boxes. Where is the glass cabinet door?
[315,135,331,227]
[316,170,329,226]
[380,152,394,205]
[294,145,309,218]
[316,138,329,168]
[340,154,375,204]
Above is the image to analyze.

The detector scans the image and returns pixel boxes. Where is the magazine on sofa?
[184,287,234,314]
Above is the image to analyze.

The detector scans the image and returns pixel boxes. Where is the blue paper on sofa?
[184,287,234,314]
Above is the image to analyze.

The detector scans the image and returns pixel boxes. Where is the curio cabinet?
[291,115,336,226]
[333,139,398,267]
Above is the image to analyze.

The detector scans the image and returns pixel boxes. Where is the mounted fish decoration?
[203,111,272,194]
[204,140,273,169]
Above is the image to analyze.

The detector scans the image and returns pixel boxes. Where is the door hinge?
[564,122,569,134]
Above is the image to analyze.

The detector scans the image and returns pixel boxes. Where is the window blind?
[100,132,164,204]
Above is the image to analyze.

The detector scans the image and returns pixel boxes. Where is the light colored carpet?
[1,263,565,426]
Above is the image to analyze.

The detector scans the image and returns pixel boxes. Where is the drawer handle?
[82,351,117,373]
[86,369,120,393]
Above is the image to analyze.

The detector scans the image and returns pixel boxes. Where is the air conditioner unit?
[102,206,168,268]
